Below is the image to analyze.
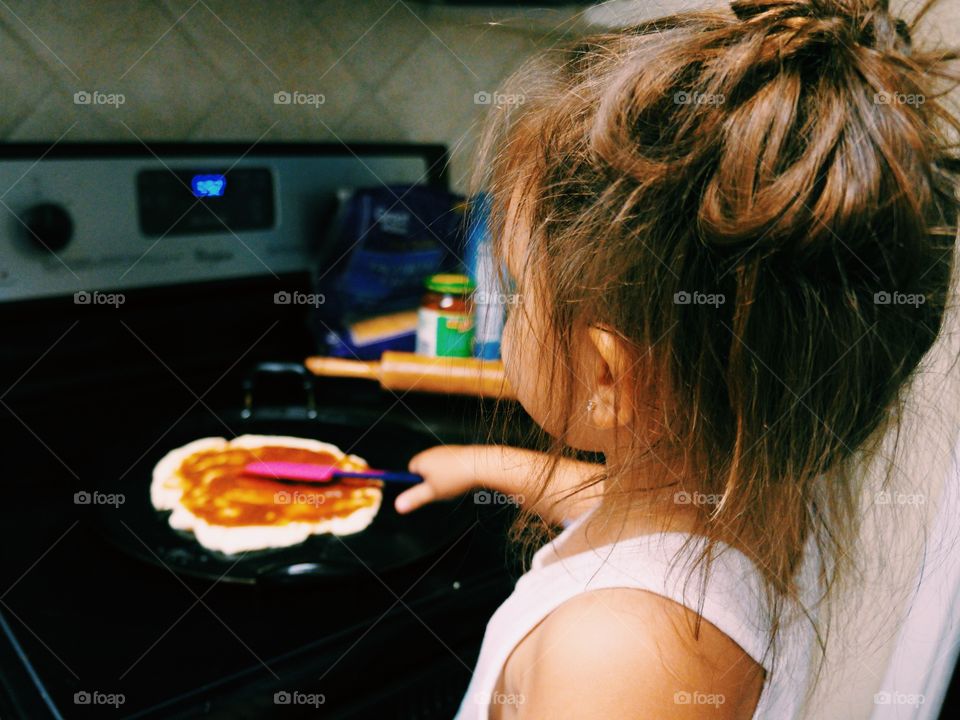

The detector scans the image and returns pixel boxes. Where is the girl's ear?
[584,325,636,431]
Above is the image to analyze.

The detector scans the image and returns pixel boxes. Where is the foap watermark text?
[474,90,525,106]
[75,290,125,308]
[274,90,325,108]
[274,690,325,707]
[74,690,125,708]
[274,290,325,307]
[74,490,125,508]
[874,291,925,307]
[74,90,125,107]
[474,489,524,506]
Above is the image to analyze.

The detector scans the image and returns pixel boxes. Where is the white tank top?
[456,508,820,719]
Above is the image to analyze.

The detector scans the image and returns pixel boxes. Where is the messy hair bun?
[582,0,959,262]
[700,0,952,255]
[476,0,959,683]
[729,0,913,50]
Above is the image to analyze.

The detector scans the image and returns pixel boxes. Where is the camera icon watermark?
[473,690,526,706]
[475,290,521,307]
[273,690,325,707]
[273,490,327,507]
[74,490,125,508]
[673,690,726,707]
[875,490,925,506]
[673,90,725,106]
[674,490,722,507]
[273,290,325,307]
[74,90,125,107]
[274,90,325,108]
[874,690,925,706]
[474,489,524,506]
[74,690,125,707]
[673,290,725,307]
[74,290,125,308]
[873,291,925,307]
[474,90,525,106]
[874,91,924,106]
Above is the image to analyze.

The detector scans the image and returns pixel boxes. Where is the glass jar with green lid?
[415,273,476,358]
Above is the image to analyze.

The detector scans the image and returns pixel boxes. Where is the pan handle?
[241,362,317,420]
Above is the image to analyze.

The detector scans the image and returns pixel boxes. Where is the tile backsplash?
[1,0,957,196]
[0,0,572,190]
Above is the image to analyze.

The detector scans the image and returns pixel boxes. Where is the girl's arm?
[394,445,603,525]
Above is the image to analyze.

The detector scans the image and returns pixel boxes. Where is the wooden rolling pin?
[305,351,516,400]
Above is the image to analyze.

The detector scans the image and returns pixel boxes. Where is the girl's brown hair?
[476,0,960,690]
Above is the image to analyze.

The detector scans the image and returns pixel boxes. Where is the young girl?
[397,0,960,717]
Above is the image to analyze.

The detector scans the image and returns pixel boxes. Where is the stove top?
[0,404,514,720]
[0,143,520,720]
[0,298,520,720]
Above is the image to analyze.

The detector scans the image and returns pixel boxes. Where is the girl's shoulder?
[502,586,764,719]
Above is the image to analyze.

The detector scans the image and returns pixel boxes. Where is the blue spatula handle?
[333,469,423,484]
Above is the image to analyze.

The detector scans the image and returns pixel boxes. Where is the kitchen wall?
[0,0,579,191]
[1,0,957,193]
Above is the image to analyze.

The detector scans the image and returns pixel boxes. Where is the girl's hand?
[395,445,604,524]
[394,445,482,514]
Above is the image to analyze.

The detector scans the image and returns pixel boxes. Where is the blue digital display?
[191,174,226,198]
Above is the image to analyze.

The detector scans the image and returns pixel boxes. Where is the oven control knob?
[22,203,73,252]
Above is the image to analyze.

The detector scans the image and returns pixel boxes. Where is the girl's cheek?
[500,308,534,405]
[500,302,554,430]
[500,310,520,392]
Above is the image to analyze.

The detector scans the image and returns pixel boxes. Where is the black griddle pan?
[90,363,478,585]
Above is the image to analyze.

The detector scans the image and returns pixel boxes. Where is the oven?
[0,143,517,719]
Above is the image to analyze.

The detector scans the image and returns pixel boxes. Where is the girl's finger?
[407,448,440,474]
[394,481,437,514]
